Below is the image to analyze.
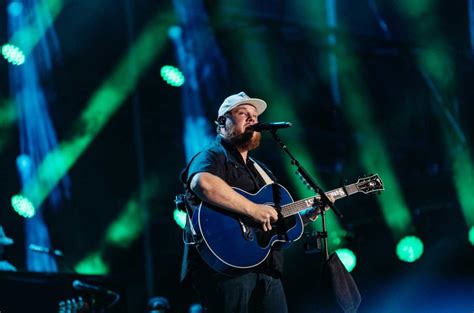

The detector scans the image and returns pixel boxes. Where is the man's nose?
[247,115,257,123]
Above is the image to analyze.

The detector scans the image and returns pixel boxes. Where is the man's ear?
[217,116,227,127]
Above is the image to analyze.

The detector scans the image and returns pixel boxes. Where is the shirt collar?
[216,135,248,165]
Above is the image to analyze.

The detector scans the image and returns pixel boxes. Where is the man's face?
[229,104,259,135]
[225,104,262,150]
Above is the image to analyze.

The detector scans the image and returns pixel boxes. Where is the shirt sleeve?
[186,149,222,188]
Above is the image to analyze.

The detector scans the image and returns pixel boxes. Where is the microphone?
[72,280,112,295]
[249,122,292,132]
[29,244,64,257]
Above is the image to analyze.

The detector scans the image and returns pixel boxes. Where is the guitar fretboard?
[281,183,360,218]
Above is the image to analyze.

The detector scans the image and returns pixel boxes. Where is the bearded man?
[180,92,322,313]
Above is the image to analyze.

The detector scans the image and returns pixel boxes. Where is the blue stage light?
[16,154,32,172]
[168,26,182,40]
[7,1,23,17]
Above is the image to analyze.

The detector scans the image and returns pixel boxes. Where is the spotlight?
[469,226,474,246]
[168,26,182,40]
[160,65,185,87]
[396,235,424,262]
[11,194,35,218]
[2,44,25,65]
[335,248,357,272]
[173,208,187,229]
[16,154,32,172]
[7,1,23,17]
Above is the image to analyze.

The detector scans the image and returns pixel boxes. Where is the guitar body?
[192,184,304,275]
[189,174,385,275]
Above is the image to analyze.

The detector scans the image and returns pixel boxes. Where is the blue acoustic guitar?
[191,174,384,275]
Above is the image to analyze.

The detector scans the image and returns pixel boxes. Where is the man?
[0,226,17,272]
[180,92,324,313]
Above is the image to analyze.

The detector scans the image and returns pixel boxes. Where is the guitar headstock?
[356,174,384,194]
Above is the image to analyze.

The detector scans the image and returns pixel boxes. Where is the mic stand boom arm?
[269,130,343,260]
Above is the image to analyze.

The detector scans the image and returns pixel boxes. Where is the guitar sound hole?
[238,218,254,241]
[239,215,298,247]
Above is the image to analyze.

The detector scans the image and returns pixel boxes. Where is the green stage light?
[75,251,109,275]
[0,98,16,125]
[451,148,474,228]
[397,0,432,18]
[173,208,187,229]
[160,65,185,87]
[0,98,16,152]
[469,226,474,246]
[105,176,159,248]
[75,175,159,275]
[2,44,25,65]
[396,235,424,263]
[335,248,357,272]
[11,194,35,218]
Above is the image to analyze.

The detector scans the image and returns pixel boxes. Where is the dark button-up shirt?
[181,136,283,281]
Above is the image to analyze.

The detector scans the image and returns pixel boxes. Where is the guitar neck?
[281,183,360,218]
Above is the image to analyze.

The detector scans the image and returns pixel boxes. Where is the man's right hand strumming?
[249,204,279,232]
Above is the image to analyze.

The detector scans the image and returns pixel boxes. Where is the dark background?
[1,1,473,312]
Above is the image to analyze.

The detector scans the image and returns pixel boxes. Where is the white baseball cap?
[217,91,267,118]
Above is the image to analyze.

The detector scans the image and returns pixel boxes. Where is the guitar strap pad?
[250,159,280,210]
[251,158,274,185]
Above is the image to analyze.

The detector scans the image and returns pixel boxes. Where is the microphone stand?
[269,130,343,260]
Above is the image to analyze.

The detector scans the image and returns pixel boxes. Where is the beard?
[228,128,261,151]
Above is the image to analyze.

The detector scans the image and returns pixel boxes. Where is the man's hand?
[249,204,278,232]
